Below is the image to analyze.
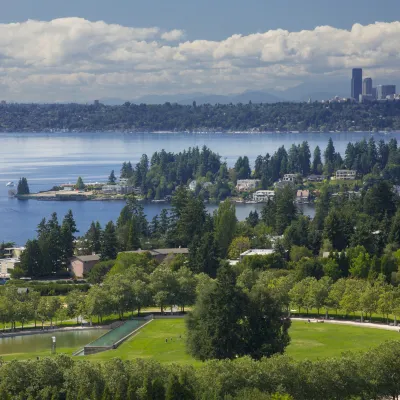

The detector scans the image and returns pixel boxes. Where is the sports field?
[87,318,400,363]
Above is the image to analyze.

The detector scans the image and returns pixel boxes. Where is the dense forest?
[1,101,400,132]
[113,136,400,201]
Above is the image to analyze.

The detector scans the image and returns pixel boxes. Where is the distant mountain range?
[99,83,350,105]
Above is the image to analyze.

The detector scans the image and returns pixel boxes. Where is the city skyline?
[351,68,397,102]
[0,16,400,102]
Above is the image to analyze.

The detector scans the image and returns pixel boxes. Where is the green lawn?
[87,318,400,363]
[286,321,400,360]
[87,319,200,365]
[3,319,400,363]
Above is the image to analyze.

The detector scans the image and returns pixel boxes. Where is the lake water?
[0,329,109,355]
[0,131,398,244]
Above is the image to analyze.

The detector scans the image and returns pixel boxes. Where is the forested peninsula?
[1,101,400,132]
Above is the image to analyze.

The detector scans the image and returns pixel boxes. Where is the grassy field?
[87,319,200,365]
[3,319,400,363]
[87,318,400,363]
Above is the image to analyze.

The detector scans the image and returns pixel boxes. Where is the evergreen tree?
[389,210,400,246]
[246,210,259,228]
[100,221,118,261]
[261,197,276,228]
[313,185,330,230]
[108,170,116,184]
[312,146,322,174]
[189,231,220,276]
[17,177,30,195]
[187,263,290,360]
[127,219,141,251]
[275,186,297,235]
[85,222,102,254]
[75,177,85,190]
[214,200,237,258]
[299,141,311,176]
[61,210,78,262]
[324,138,335,164]
[165,375,185,400]
[186,263,246,360]
[37,213,63,275]
[234,156,251,179]
[19,239,43,277]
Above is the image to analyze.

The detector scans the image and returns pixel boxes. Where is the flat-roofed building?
[240,249,275,261]
[0,258,20,278]
[3,247,25,259]
[336,170,356,180]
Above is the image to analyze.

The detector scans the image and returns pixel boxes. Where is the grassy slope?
[3,319,400,362]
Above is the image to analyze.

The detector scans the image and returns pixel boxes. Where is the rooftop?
[73,254,100,262]
[240,249,275,257]
[126,248,189,256]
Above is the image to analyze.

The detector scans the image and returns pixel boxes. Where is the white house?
[3,247,25,259]
[0,258,20,278]
[336,170,356,180]
[253,190,275,203]
[188,180,197,191]
[236,179,260,192]
[283,174,297,182]
[240,249,275,261]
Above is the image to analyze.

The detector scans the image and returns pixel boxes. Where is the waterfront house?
[69,254,100,278]
[336,170,356,180]
[236,179,260,192]
[253,190,275,203]
[101,184,138,195]
[296,190,310,203]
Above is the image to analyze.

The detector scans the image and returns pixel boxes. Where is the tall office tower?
[362,78,372,95]
[351,68,363,101]
[377,85,396,100]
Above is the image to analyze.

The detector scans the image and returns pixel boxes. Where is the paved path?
[292,317,400,332]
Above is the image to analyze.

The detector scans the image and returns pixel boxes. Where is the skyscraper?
[377,85,396,100]
[351,68,362,101]
[362,77,372,95]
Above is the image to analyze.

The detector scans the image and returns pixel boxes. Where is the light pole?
[51,336,56,355]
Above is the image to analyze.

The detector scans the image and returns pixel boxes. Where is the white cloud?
[0,18,399,101]
[161,29,185,41]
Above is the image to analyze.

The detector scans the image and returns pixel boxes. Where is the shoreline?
[0,130,398,135]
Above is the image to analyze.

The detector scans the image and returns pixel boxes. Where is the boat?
[6,182,14,187]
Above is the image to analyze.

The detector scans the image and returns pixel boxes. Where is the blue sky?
[2,0,400,40]
[0,0,400,102]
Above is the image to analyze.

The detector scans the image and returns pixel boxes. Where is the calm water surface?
[0,329,108,355]
[0,131,398,244]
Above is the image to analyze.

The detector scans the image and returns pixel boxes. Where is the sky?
[1,0,400,102]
